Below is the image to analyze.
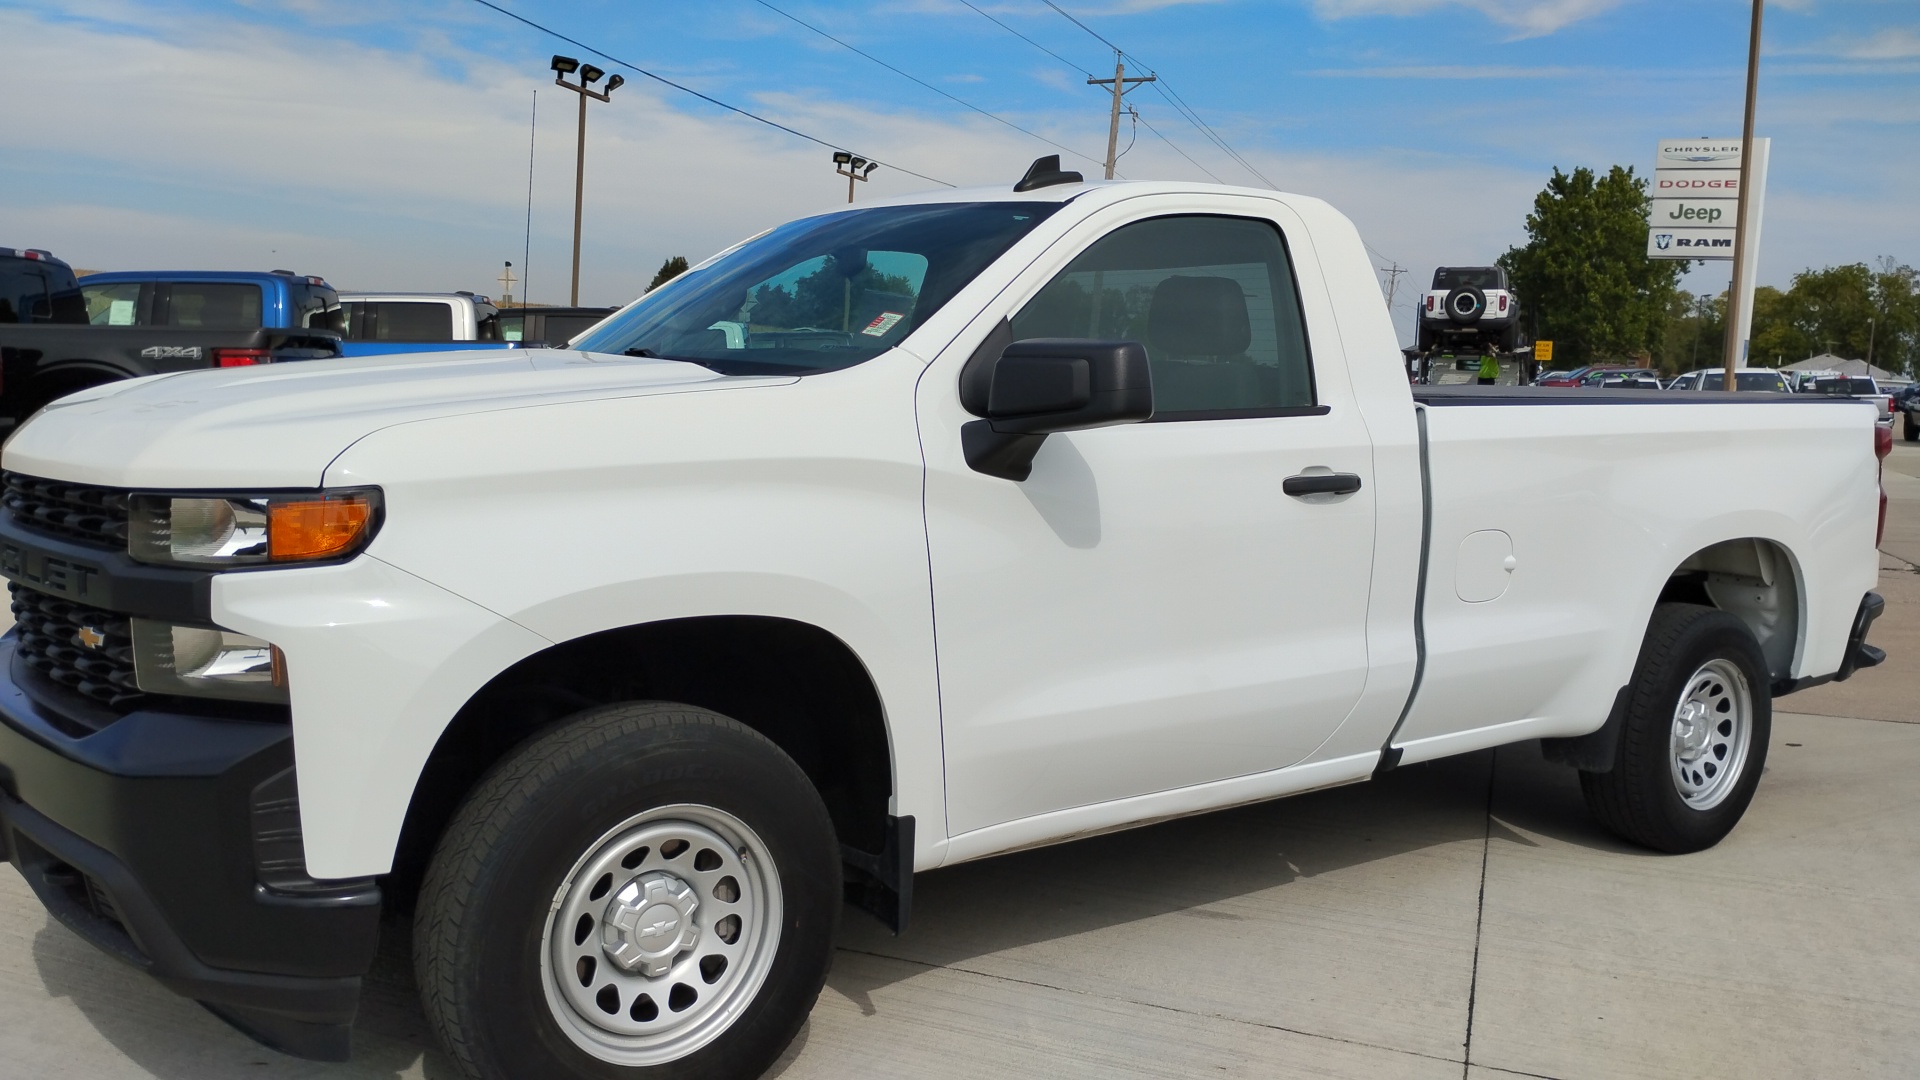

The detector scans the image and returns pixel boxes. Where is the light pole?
[551,55,623,306]
[832,152,878,203]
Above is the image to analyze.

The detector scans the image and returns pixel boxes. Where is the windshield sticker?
[861,311,905,337]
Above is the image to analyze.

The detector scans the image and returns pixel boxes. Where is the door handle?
[1283,472,1363,497]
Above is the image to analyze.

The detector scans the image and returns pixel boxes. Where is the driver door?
[919,198,1379,839]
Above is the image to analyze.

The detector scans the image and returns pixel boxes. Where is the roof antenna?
[1013,155,1084,193]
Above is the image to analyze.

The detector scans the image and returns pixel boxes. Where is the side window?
[79,282,145,325]
[1010,215,1314,417]
[164,283,263,329]
[373,302,455,342]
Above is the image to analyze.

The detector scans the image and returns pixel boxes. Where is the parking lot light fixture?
[551,57,621,306]
[834,152,877,204]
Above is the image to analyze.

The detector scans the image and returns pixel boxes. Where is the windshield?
[1434,268,1502,291]
[571,202,1061,375]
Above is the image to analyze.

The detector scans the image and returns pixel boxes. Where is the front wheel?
[416,702,840,1080]
[1904,414,1918,441]
[1579,604,1771,853]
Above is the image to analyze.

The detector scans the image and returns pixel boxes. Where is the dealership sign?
[1647,138,1766,263]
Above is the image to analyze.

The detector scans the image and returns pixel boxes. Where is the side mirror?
[961,336,1153,481]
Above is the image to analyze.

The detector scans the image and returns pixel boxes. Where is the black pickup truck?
[0,252,342,425]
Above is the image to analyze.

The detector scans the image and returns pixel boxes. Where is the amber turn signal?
[269,496,375,560]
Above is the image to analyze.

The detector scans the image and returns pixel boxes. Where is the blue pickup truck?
[0,263,343,423]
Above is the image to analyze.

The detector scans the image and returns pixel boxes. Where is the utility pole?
[551,55,623,306]
[1088,52,1154,180]
[1381,263,1406,311]
[497,261,517,307]
[832,152,879,203]
[1723,0,1763,386]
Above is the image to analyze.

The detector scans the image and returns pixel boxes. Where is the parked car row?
[0,246,619,424]
[1534,364,1906,421]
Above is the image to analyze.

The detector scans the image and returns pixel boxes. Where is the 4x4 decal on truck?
[140,345,204,361]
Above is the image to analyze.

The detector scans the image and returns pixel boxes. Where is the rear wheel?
[1579,604,1771,853]
[1905,413,1918,441]
[416,702,840,1080]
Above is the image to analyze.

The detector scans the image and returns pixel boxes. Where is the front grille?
[2,471,131,551]
[10,584,145,709]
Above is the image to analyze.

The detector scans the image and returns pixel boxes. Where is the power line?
[1133,110,1223,182]
[955,0,1095,78]
[1038,0,1123,53]
[465,0,955,187]
[1033,1,1280,190]
[749,0,1110,171]
[1144,75,1276,188]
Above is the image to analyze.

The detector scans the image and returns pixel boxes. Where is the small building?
[1779,354,1900,382]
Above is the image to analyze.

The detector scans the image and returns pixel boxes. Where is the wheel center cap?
[1674,701,1712,759]
[602,871,700,977]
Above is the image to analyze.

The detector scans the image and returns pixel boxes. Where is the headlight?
[130,619,289,703]
[128,488,380,567]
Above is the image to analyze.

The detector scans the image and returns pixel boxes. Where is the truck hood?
[2,350,792,489]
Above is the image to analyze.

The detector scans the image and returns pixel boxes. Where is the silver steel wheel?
[539,803,782,1067]
[1668,658,1752,810]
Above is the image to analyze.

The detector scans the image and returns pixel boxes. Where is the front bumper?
[0,634,381,1061]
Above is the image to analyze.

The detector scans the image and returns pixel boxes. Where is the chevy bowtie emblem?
[75,626,106,650]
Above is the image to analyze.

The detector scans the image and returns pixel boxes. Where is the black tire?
[1445,285,1486,325]
[1580,604,1771,853]
[1904,414,1918,441]
[416,702,840,1080]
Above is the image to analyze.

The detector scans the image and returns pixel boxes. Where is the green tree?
[646,255,690,292]
[1499,165,1686,367]
[1741,259,1920,373]
[1656,289,1726,375]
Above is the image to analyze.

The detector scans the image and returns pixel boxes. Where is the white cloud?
[1309,0,1623,38]
[1307,64,1584,78]
[7,0,1910,328]
[1774,26,1920,61]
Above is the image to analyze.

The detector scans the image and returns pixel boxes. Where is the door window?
[79,282,144,325]
[1010,215,1315,417]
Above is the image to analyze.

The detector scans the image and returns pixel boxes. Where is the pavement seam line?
[1461,748,1498,1079]
[834,944,1466,1069]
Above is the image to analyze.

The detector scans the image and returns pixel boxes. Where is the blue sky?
[4,0,1915,335]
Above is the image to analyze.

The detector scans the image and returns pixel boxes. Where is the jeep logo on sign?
[140,346,204,361]
[1665,204,1725,224]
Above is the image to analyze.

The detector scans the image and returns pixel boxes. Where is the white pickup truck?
[0,164,1890,1079]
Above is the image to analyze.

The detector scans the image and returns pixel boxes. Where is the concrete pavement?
[2,708,1913,1079]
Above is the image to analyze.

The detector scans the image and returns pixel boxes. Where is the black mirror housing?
[962,337,1153,480]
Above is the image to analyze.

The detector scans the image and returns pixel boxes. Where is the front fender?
[213,556,552,879]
